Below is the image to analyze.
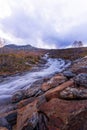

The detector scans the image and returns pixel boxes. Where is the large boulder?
[41,74,67,92]
[45,79,74,101]
[74,73,87,87]
[39,98,87,130]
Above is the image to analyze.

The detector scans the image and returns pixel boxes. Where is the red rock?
[17,97,35,109]
[41,74,67,92]
[17,97,48,130]
[0,127,8,130]
[39,98,87,130]
[17,100,38,130]
[48,125,60,130]
[45,79,74,101]
[75,67,87,74]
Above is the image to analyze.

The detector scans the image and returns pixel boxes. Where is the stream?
[0,54,71,102]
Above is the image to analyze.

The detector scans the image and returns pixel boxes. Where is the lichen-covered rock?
[24,87,43,98]
[74,73,87,87]
[41,74,67,92]
[59,87,87,100]
[45,80,74,101]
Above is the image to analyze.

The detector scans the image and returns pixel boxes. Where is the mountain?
[3,44,38,51]
[0,37,39,51]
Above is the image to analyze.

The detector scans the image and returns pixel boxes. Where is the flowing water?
[0,54,71,101]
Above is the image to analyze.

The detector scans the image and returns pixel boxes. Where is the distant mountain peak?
[4,43,38,51]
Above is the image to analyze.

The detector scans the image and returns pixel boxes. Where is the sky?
[0,0,87,49]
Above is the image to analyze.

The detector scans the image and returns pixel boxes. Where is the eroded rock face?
[74,73,87,87]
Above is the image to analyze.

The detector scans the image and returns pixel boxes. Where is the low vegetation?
[0,51,43,76]
[0,46,87,76]
[48,47,87,60]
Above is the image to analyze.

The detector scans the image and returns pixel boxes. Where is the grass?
[0,47,87,76]
[0,51,43,76]
[48,47,87,60]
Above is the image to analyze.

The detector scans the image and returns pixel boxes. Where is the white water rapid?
[0,54,71,101]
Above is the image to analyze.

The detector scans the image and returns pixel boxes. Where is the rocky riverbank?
[0,57,87,130]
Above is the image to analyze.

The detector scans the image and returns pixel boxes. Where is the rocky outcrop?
[1,55,87,130]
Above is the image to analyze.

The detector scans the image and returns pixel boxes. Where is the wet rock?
[39,98,87,130]
[59,87,87,100]
[12,91,24,103]
[45,80,74,101]
[0,118,12,130]
[6,111,17,126]
[17,96,47,130]
[17,100,38,130]
[74,73,87,87]
[0,127,8,130]
[63,71,76,79]
[41,74,67,92]
[24,87,42,98]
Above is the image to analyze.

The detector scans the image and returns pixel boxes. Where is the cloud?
[0,0,87,48]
